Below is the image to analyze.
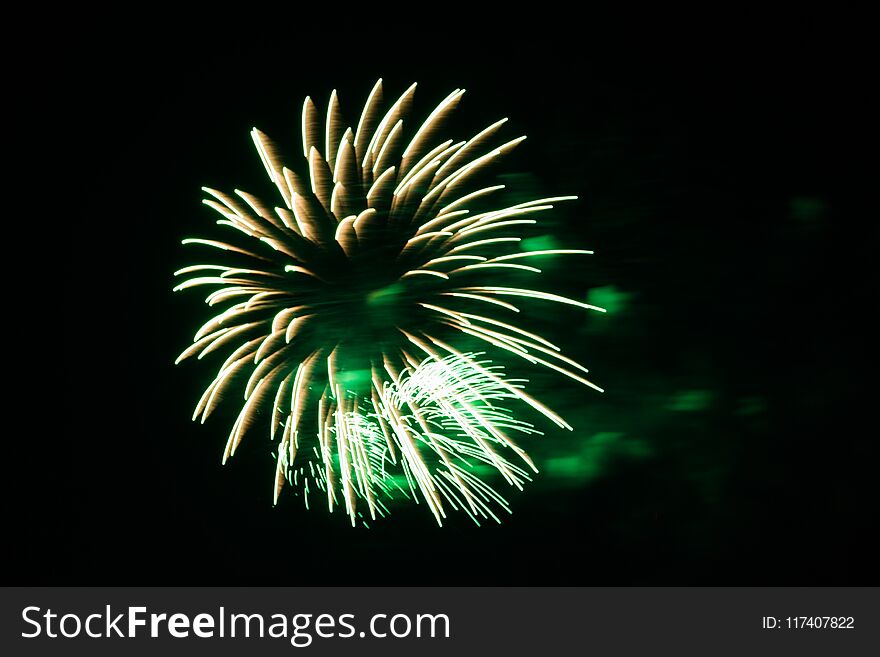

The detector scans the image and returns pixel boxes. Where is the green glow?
[544,432,651,483]
[366,283,405,306]
[736,396,767,416]
[336,368,372,390]
[519,235,563,251]
[520,235,561,252]
[587,286,629,315]
[668,390,713,412]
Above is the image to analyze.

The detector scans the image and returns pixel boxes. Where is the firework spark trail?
[175,80,605,526]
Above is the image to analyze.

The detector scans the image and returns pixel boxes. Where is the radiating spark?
[175,81,605,526]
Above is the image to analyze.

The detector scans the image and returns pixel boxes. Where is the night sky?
[27,21,875,585]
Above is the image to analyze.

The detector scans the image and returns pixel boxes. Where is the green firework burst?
[174,80,605,526]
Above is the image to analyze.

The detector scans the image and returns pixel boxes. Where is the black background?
[20,17,875,585]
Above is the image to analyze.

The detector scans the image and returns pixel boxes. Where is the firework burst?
[175,80,605,526]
